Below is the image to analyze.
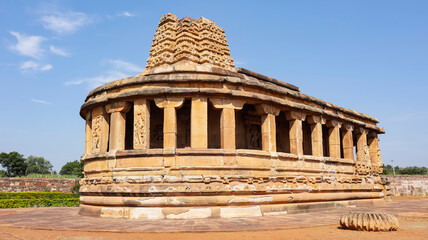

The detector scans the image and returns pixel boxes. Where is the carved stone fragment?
[340,213,399,231]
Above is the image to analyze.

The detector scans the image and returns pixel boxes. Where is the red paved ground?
[0,198,426,240]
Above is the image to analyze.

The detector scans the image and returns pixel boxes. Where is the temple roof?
[146,13,235,70]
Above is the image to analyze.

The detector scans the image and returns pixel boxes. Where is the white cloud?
[65,59,142,88]
[40,64,53,71]
[40,11,91,34]
[31,99,52,104]
[118,11,135,17]
[20,61,39,70]
[49,45,70,57]
[9,32,45,58]
[20,61,53,72]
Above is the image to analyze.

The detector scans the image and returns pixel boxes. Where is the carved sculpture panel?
[134,109,147,146]
[91,116,102,153]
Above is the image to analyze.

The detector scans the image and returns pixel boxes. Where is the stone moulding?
[78,13,386,219]
[339,212,399,231]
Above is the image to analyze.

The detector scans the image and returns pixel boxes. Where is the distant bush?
[71,181,81,195]
[22,173,79,179]
[0,192,79,208]
[0,198,79,208]
[60,160,84,178]
[383,165,427,175]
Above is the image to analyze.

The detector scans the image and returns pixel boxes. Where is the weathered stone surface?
[339,212,399,231]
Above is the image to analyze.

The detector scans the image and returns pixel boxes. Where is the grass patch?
[0,192,79,208]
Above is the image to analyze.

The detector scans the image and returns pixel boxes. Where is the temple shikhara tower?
[79,13,385,219]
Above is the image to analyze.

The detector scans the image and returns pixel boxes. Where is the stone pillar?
[307,115,323,157]
[154,97,185,150]
[91,106,109,154]
[256,104,280,152]
[191,96,208,149]
[286,111,305,155]
[326,120,342,159]
[368,132,380,164]
[209,98,245,150]
[342,124,354,160]
[105,102,131,151]
[84,111,92,156]
[356,127,368,162]
[134,99,150,150]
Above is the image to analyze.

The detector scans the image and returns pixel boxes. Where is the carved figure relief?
[248,124,261,149]
[91,116,102,153]
[364,144,371,165]
[134,109,147,147]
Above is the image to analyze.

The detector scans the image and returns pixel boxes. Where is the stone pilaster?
[286,111,306,155]
[307,115,323,157]
[256,104,280,152]
[356,127,369,162]
[84,111,92,156]
[368,132,381,165]
[191,96,208,148]
[326,120,342,159]
[105,102,131,151]
[210,98,245,150]
[154,97,185,150]
[134,99,150,150]
[91,106,109,154]
[342,123,354,160]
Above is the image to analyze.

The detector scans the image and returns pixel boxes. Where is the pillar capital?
[368,131,378,138]
[105,101,131,114]
[326,120,342,128]
[355,127,369,134]
[285,111,306,121]
[306,115,325,125]
[154,97,185,109]
[209,98,245,110]
[255,104,280,116]
[343,123,354,131]
[85,111,91,121]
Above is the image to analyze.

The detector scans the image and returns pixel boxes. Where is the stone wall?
[382,175,428,196]
[0,178,79,193]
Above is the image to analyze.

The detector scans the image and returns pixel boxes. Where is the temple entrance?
[236,104,262,150]
[177,99,191,148]
[276,111,290,153]
[150,100,163,149]
[208,99,221,148]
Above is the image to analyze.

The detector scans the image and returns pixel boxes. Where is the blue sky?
[0,0,427,171]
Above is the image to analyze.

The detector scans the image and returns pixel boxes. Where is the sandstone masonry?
[0,178,78,193]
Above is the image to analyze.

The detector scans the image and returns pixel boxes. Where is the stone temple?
[79,13,385,219]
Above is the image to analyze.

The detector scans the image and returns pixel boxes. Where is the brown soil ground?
[0,215,426,240]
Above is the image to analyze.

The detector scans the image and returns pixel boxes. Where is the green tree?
[25,156,53,175]
[0,152,27,177]
[60,160,83,177]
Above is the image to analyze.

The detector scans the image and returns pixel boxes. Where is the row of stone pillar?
[84,97,381,165]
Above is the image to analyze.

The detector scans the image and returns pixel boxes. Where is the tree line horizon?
[0,151,83,178]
